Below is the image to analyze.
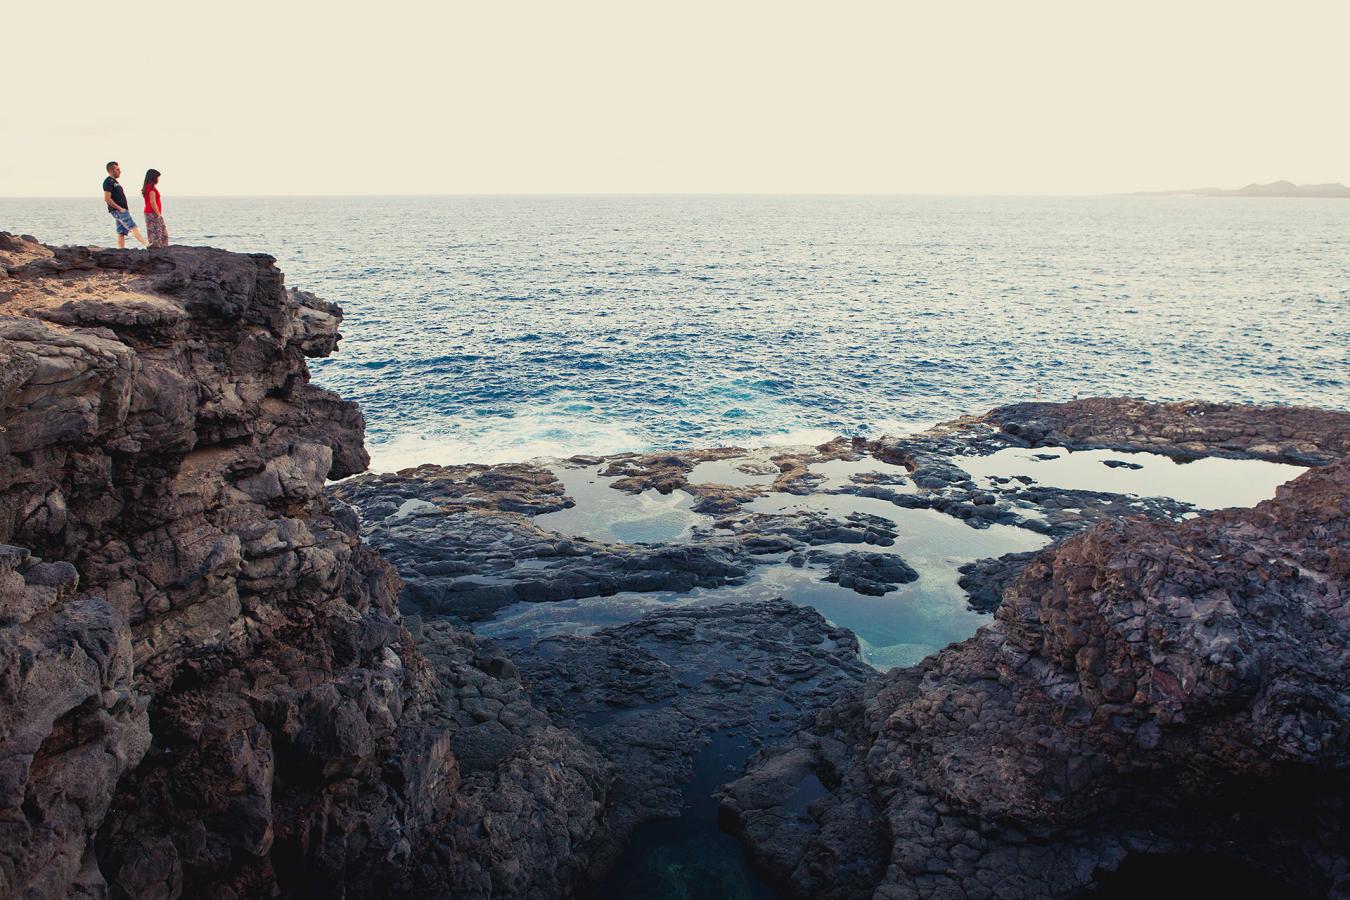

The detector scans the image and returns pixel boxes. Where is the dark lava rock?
[815,551,919,596]
[331,472,759,622]
[514,598,874,886]
[984,397,1350,464]
[8,231,1348,900]
[335,468,923,624]
[721,458,1350,899]
[708,509,899,549]
[0,235,608,900]
[956,549,1043,612]
[842,475,1194,538]
[600,448,743,494]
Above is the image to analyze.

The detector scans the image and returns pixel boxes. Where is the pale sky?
[5,0,1347,197]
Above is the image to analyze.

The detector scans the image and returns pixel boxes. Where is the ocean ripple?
[4,194,1347,467]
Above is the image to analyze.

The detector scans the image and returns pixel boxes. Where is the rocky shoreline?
[0,235,611,899]
[2,234,1347,898]
[719,457,1350,898]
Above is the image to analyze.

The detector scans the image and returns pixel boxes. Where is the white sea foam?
[366,416,651,472]
[6,194,1345,470]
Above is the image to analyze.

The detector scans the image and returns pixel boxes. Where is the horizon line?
[0,190,1255,200]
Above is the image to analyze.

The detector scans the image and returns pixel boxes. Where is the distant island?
[1134,180,1350,198]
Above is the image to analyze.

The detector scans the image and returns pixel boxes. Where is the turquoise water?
[3,195,1347,464]
[7,195,1332,898]
[586,730,778,900]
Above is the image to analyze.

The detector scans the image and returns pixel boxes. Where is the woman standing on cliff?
[142,169,169,248]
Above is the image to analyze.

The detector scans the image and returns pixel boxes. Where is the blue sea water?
[4,195,1347,466]
[5,196,1340,897]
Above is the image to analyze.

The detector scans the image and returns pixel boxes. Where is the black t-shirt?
[103,175,127,211]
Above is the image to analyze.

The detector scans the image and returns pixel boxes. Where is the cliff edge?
[4,231,1347,900]
[720,447,1350,897]
[0,235,608,899]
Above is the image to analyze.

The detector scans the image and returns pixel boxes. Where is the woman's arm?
[151,192,162,215]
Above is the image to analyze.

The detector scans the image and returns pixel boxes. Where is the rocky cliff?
[5,231,1348,900]
[720,453,1350,897]
[0,235,612,899]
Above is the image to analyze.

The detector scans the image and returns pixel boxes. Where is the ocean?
[4,194,1347,467]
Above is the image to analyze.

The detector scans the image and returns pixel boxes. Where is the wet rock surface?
[332,466,933,623]
[955,550,1043,613]
[863,430,1198,539]
[511,598,874,889]
[816,551,919,596]
[331,467,755,622]
[979,396,1350,464]
[720,457,1350,899]
[330,395,1342,897]
[338,402,1297,636]
[6,231,1347,899]
[0,236,606,899]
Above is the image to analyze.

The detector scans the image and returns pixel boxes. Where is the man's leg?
[113,211,146,247]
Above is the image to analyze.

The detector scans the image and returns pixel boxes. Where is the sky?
[5,0,1348,197]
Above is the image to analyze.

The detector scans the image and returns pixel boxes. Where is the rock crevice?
[0,236,606,899]
[720,456,1350,898]
[5,232,1347,900]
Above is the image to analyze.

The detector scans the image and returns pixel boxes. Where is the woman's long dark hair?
[142,169,161,197]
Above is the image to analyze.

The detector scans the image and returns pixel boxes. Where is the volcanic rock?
[955,549,1042,613]
[720,457,1350,898]
[0,235,607,899]
[982,397,1350,464]
[815,551,919,596]
[514,598,874,887]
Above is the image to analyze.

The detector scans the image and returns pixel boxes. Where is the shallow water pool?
[492,470,1049,668]
[685,457,780,488]
[955,447,1305,509]
[534,464,705,544]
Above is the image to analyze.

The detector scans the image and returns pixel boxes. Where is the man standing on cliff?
[102,161,148,249]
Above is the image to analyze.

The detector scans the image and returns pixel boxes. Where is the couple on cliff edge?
[102,161,169,249]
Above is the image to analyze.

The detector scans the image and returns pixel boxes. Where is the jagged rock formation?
[518,598,875,893]
[860,428,1197,539]
[0,545,149,899]
[0,236,610,899]
[6,231,1348,900]
[955,550,1041,613]
[330,462,924,620]
[595,440,860,499]
[978,397,1350,465]
[719,457,1350,898]
[817,551,918,596]
[330,464,752,621]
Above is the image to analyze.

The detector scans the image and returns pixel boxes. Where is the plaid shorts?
[109,209,137,235]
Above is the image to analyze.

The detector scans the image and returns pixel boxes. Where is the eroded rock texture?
[0,236,607,899]
[518,598,875,892]
[0,544,149,900]
[980,397,1350,464]
[721,456,1350,898]
[330,462,920,620]
[6,230,1347,900]
[332,464,753,621]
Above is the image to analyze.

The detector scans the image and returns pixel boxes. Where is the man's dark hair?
[106,161,118,172]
